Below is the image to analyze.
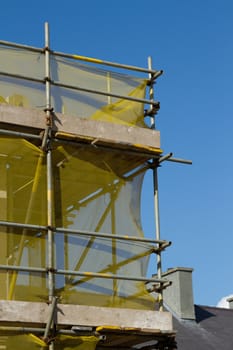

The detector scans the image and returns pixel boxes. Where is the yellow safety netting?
[0,44,161,350]
[0,136,155,309]
[0,45,147,127]
[0,334,99,350]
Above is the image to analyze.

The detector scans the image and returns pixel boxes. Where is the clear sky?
[1,0,233,307]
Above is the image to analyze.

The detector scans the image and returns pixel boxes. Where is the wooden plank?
[0,301,173,332]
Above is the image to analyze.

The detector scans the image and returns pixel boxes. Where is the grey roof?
[173,305,233,350]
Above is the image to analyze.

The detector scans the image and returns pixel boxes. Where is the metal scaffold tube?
[56,269,170,285]
[0,325,104,337]
[0,265,46,273]
[42,22,52,151]
[0,39,163,76]
[47,149,54,300]
[148,56,163,311]
[42,22,54,301]
[0,70,160,107]
[44,22,55,350]
[43,24,55,350]
[0,129,41,140]
[0,220,171,247]
[0,264,171,288]
[0,39,43,53]
[52,80,160,107]
[56,227,171,246]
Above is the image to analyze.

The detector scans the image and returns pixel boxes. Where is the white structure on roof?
[216,294,233,308]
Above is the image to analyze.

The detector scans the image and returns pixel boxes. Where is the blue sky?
[1,0,233,307]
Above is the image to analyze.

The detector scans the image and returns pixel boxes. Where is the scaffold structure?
[0,23,191,350]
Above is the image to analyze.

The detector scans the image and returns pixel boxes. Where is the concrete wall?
[162,267,195,320]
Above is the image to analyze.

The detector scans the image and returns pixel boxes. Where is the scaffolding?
[0,23,191,349]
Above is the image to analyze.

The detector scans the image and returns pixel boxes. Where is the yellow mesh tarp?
[0,334,99,350]
[0,44,159,350]
[90,81,147,127]
[0,45,147,126]
[0,136,155,309]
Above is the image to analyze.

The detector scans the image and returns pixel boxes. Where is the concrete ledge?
[0,300,173,331]
[0,105,161,153]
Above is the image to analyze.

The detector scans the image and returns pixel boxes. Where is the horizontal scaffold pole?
[0,264,170,286]
[0,40,43,53]
[0,40,163,76]
[0,71,43,84]
[52,81,160,107]
[56,269,170,285]
[0,220,171,247]
[149,153,193,167]
[167,156,192,165]
[56,227,171,247]
[0,325,104,337]
[0,70,160,107]
[0,265,46,273]
[0,129,41,140]
[55,50,163,76]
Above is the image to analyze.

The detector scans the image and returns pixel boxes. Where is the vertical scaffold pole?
[107,72,112,104]
[44,22,55,348]
[47,149,54,300]
[148,56,163,311]
[45,20,54,300]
